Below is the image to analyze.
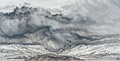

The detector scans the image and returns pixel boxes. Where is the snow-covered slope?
[0,0,120,61]
[63,0,120,35]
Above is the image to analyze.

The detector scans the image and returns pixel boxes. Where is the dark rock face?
[0,6,99,52]
[0,6,119,54]
[25,54,83,61]
[0,6,40,37]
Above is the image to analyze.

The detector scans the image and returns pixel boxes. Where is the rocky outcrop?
[25,54,83,61]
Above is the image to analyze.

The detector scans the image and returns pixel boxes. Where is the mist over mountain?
[0,0,120,61]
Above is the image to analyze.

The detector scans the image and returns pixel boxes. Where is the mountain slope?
[0,0,120,61]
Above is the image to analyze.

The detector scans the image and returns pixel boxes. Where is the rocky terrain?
[24,54,82,61]
[0,0,120,61]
